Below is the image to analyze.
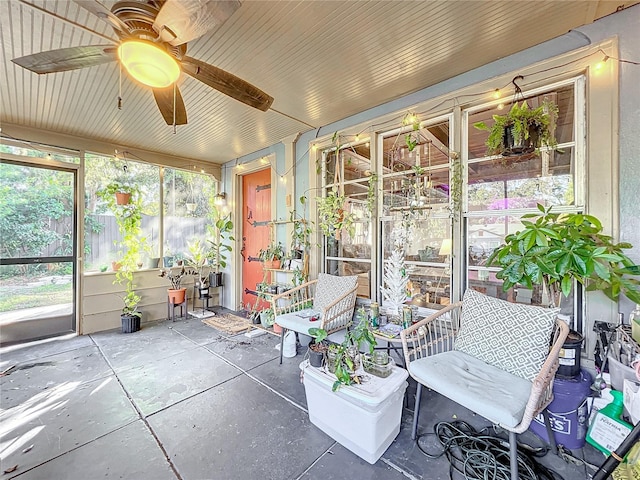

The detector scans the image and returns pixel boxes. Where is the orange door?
[241,169,271,311]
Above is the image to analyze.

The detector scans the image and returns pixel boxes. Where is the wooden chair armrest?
[400,301,463,367]
[320,285,358,334]
[517,318,570,433]
[271,280,317,316]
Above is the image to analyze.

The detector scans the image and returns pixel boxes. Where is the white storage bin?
[300,360,408,464]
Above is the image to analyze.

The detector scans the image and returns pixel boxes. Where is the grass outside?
[0,282,73,312]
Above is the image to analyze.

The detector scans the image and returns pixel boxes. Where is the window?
[320,141,373,297]
[84,155,217,272]
[379,117,452,312]
[463,79,583,318]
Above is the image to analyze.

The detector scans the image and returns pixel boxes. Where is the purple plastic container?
[529,370,592,450]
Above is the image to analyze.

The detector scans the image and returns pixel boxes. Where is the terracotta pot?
[273,323,283,334]
[111,261,122,271]
[115,192,132,205]
[167,288,187,304]
[264,260,281,270]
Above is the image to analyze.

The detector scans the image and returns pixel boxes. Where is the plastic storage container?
[529,369,592,449]
[300,360,408,464]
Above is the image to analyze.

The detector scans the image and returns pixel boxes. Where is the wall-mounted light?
[214,192,227,206]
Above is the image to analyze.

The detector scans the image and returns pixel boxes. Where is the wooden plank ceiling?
[0,0,631,164]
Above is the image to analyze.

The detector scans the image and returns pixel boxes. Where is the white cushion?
[454,289,558,381]
[274,309,322,334]
[409,350,533,428]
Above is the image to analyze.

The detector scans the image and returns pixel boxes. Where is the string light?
[497,103,505,110]
[492,89,501,99]
[354,135,360,142]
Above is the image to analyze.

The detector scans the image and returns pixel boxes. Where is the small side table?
[192,286,213,314]
[167,296,188,322]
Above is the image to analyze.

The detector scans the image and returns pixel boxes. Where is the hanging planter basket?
[501,123,542,157]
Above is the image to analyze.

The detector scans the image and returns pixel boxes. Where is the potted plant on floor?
[207,205,234,287]
[473,99,558,157]
[186,239,211,298]
[487,204,640,370]
[307,327,328,367]
[487,204,640,307]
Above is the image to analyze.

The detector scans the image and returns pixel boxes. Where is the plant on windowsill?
[473,99,559,157]
[97,183,148,333]
[487,203,640,308]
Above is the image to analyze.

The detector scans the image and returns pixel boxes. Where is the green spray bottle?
[586,390,633,455]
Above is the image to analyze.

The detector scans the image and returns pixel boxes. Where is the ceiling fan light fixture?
[118,40,180,88]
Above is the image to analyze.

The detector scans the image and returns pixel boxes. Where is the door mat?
[202,314,253,334]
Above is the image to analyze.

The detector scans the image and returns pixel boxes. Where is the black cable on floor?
[416,421,565,480]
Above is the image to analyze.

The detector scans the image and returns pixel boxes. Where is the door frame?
[0,153,81,342]
[230,156,276,312]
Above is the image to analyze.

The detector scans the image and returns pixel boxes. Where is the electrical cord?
[416,421,564,480]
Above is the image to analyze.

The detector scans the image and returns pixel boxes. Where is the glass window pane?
[163,169,217,267]
[324,258,371,298]
[382,120,450,173]
[323,142,371,185]
[0,142,80,164]
[85,154,160,271]
[467,147,575,212]
[381,168,450,215]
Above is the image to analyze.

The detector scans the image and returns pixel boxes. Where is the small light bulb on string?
[46,153,52,160]
[492,89,501,99]
[280,175,286,184]
[200,169,205,174]
[497,103,505,111]
[260,157,269,165]
[312,144,317,151]
[595,55,609,72]
[354,135,360,142]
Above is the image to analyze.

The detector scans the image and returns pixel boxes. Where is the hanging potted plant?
[99,181,138,206]
[473,99,558,157]
[316,187,356,239]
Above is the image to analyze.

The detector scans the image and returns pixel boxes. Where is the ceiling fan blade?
[73,0,130,34]
[182,57,273,112]
[153,0,241,46]
[153,86,188,126]
[12,45,116,74]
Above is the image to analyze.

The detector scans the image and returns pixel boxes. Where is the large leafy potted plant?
[473,99,558,157]
[487,204,640,307]
[206,205,234,287]
[186,239,211,298]
[97,183,148,333]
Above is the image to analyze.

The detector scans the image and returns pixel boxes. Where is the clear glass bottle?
[630,304,640,344]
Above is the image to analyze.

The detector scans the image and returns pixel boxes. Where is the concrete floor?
[1,313,605,479]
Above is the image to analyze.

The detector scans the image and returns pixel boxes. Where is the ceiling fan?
[11,0,274,126]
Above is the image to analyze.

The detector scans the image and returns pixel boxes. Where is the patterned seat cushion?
[312,273,358,313]
[454,288,558,381]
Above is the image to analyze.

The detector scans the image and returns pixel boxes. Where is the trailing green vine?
[366,173,378,219]
[449,154,463,221]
